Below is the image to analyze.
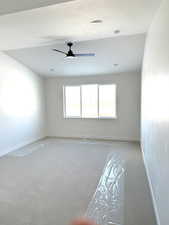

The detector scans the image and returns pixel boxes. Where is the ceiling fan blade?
[74,53,95,57]
[53,49,67,55]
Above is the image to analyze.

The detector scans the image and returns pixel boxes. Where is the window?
[64,84,117,119]
[64,86,81,118]
[99,84,116,118]
[82,84,98,118]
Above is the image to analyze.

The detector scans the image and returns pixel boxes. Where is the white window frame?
[63,84,117,119]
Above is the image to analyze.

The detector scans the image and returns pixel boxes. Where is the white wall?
[45,72,141,141]
[0,52,46,156]
[141,0,169,225]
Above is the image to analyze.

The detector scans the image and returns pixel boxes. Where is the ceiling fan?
[53,42,95,58]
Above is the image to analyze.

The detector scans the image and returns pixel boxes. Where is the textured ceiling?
[7,34,145,77]
[0,0,160,50]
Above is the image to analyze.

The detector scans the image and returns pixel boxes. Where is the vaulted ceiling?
[7,34,145,77]
[0,0,160,50]
[0,0,74,15]
[1,0,161,76]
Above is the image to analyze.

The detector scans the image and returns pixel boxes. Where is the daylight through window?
[64,84,117,119]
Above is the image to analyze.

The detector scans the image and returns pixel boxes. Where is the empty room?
[0,0,168,225]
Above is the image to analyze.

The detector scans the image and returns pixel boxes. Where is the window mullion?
[98,84,100,118]
[63,86,66,118]
[80,85,82,118]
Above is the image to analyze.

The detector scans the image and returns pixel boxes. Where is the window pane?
[99,84,116,118]
[82,84,98,118]
[65,86,81,117]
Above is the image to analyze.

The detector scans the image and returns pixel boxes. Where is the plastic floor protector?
[86,153,125,225]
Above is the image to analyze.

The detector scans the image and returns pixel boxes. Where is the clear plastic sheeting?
[86,154,125,225]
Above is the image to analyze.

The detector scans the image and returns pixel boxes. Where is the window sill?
[64,117,117,120]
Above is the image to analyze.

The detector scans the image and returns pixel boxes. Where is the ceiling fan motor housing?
[67,42,75,57]
[67,42,73,47]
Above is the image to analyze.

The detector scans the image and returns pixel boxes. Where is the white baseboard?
[141,143,161,225]
[47,135,140,143]
[1,135,139,158]
[0,136,46,157]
